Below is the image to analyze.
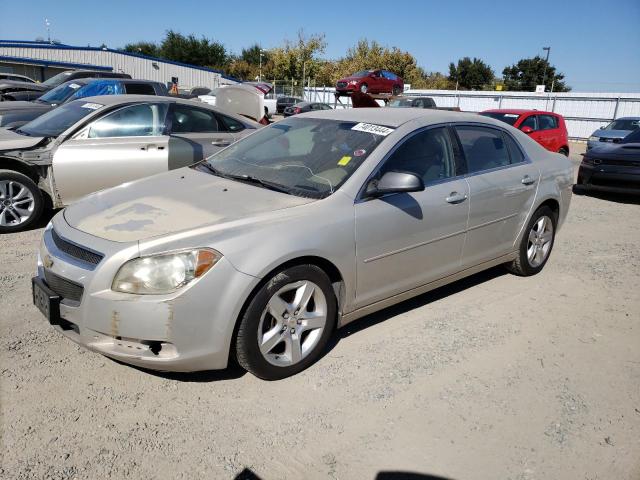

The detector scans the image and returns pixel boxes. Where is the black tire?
[558,147,569,156]
[0,169,44,234]
[235,264,337,380]
[506,206,557,276]
[392,85,402,96]
[360,83,368,94]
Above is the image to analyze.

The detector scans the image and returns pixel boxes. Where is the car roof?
[300,107,486,127]
[482,109,557,115]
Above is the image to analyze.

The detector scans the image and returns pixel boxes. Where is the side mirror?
[520,126,534,134]
[366,171,425,197]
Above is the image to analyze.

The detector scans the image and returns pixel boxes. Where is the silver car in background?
[0,95,260,232]
[32,109,573,380]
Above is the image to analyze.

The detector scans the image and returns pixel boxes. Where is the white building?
[0,39,238,90]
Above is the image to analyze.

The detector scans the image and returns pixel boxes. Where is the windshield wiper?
[195,163,292,195]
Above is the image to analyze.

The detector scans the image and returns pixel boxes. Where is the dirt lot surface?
[1,143,639,480]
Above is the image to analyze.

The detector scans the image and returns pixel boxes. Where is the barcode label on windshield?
[81,103,103,110]
[351,123,394,136]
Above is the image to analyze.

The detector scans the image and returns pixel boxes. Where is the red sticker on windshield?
[354,149,366,157]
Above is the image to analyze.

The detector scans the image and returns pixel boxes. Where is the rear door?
[167,103,238,166]
[454,125,539,267]
[52,102,170,204]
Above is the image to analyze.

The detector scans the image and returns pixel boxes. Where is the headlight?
[588,136,599,142]
[112,249,221,294]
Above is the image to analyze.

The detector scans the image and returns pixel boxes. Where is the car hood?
[64,167,316,242]
[0,80,48,91]
[587,143,640,161]
[0,128,46,151]
[593,129,631,140]
[0,101,51,113]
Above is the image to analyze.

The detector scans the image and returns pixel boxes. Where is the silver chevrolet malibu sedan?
[32,109,573,380]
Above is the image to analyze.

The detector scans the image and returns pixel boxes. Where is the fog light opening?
[147,341,162,356]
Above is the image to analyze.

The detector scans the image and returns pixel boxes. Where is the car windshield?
[388,99,414,108]
[603,119,640,131]
[202,117,388,198]
[16,101,103,137]
[37,81,87,104]
[479,112,521,126]
[41,71,74,88]
[352,71,370,78]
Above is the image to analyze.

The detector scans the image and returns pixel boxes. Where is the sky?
[1,0,639,92]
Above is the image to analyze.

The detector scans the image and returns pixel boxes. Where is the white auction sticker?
[81,103,104,110]
[68,83,81,89]
[351,123,394,136]
[505,114,519,118]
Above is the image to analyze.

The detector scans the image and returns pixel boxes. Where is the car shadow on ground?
[328,265,507,348]
[136,266,507,383]
[573,185,640,205]
[234,467,455,479]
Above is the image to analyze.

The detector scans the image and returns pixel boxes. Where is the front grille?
[600,159,640,167]
[337,82,347,88]
[52,229,104,266]
[44,269,84,302]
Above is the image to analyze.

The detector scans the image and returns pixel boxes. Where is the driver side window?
[88,103,167,138]
[380,127,456,184]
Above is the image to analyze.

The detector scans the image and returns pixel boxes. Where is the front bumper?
[577,163,640,194]
[33,214,259,372]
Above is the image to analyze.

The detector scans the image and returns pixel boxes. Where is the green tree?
[159,30,229,68]
[241,44,268,66]
[502,56,570,92]
[123,41,160,57]
[448,57,494,90]
[262,30,326,82]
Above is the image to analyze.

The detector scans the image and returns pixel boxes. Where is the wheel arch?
[536,197,560,222]
[228,255,346,365]
[0,158,53,208]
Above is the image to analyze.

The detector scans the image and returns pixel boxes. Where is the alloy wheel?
[257,280,328,367]
[0,180,35,227]
[527,215,554,268]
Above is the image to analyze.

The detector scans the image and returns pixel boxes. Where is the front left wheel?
[0,170,44,233]
[235,265,337,380]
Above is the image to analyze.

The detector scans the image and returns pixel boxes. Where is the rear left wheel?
[392,85,402,96]
[235,265,337,380]
[506,206,556,276]
[558,147,569,156]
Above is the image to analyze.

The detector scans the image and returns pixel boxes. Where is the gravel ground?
[1,143,639,480]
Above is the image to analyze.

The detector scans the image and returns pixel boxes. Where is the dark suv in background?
[0,69,131,101]
[276,96,303,114]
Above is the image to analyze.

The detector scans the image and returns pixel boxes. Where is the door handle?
[445,192,468,204]
[211,139,231,147]
[140,144,165,151]
[521,175,536,185]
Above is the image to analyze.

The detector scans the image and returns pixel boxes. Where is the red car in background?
[336,69,404,96]
[480,109,570,156]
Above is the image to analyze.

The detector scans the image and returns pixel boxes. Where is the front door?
[52,102,170,204]
[354,126,469,308]
[453,125,539,267]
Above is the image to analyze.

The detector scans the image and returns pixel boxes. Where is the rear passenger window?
[502,133,525,164]
[124,83,156,95]
[538,115,558,130]
[170,105,219,133]
[218,114,245,133]
[520,115,537,131]
[455,126,511,173]
[380,127,456,184]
